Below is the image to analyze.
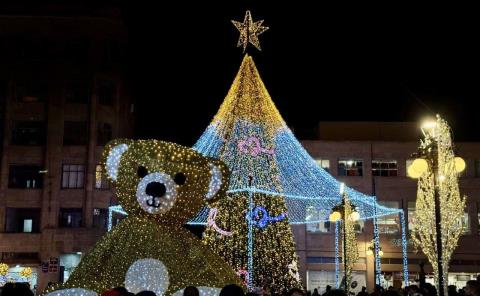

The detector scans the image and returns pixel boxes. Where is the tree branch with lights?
[407,115,467,296]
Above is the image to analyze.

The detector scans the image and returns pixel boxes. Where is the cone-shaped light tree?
[197,55,301,293]
[408,115,467,296]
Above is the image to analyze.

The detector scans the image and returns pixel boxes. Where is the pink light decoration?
[207,208,233,236]
[238,136,274,156]
[236,269,250,287]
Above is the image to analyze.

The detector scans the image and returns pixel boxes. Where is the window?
[459,212,470,234]
[377,201,400,234]
[95,164,110,189]
[59,208,83,228]
[372,160,398,177]
[478,207,480,234]
[63,121,88,145]
[8,165,43,189]
[15,81,47,102]
[62,164,85,189]
[97,80,116,106]
[65,81,90,103]
[97,123,113,146]
[408,201,416,232]
[353,220,365,233]
[5,208,41,233]
[338,159,363,176]
[11,121,45,145]
[475,160,480,178]
[316,159,330,172]
[306,207,331,233]
[93,208,108,229]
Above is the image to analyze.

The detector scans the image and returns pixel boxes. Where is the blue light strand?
[335,221,340,289]
[400,211,409,286]
[108,205,127,231]
[192,121,402,225]
[373,198,382,286]
[247,190,254,291]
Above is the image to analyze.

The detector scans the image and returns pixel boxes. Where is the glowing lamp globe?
[366,249,373,256]
[350,211,360,222]
[329,211,341,222]
[407,165,422,179]
[378,250,384,257]
[411,158,428,174]
[454,157,466,173]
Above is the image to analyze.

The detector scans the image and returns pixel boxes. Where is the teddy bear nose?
[145,182,166,198]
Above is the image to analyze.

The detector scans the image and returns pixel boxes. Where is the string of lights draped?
[407,115,466,296]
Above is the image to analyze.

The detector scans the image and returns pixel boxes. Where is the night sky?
[122,3,480,145]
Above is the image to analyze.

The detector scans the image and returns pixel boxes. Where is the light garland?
[410,116,466,292]
[44,139,242,296]
[207,208,233,236]
[335,222,340,289]
[245,205,287,229]
[343,196,359,292]
[0,263,8,276]
[236,269,250,287]
[20,267,33,278]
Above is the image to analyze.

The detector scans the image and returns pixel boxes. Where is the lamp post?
[330,183,360,293]
[407,116,466,296]
[366,239,383,257]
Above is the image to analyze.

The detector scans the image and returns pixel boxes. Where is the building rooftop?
[316,121,423,142]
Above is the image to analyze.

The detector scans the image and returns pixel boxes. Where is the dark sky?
[122,3,480,145]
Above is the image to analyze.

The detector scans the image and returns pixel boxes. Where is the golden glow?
[408,165,422,179]
[232,11,269,52]
[329,211,342,222]
[378,250,384,257]
[454,157,466,173]
[411,158,429,174]
[44,139,242,295]
[421,120,437,130]
[20,267,32,278]
[212,55,285,137]
[366,249,373,256]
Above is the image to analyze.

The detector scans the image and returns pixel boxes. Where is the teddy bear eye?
[173,172,186,185]
[137,166,148,178]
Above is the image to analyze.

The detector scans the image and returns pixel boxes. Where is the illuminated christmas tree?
[196,54,301,293]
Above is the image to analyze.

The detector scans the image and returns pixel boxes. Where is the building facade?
[0,5,133,292]
[295,122,480,293]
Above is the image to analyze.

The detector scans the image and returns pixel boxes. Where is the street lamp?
[407,116,466,296]
[330,183,360,292]
[366,239,383,257]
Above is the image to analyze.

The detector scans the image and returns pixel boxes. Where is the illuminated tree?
[196,55,301,293]
[408,116,467,295]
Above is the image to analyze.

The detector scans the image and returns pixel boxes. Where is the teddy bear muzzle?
[136,172,178,214]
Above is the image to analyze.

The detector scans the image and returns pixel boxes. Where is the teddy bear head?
[102,139,229,225]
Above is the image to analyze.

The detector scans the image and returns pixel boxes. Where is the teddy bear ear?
[102,139,133,182]
[203,158,230,203]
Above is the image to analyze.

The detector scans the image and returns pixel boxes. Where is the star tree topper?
[232,10,269,52]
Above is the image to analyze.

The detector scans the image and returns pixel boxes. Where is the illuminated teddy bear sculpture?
[45,139,242,296]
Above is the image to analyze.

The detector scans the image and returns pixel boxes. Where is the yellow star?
[232,11,269,52]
